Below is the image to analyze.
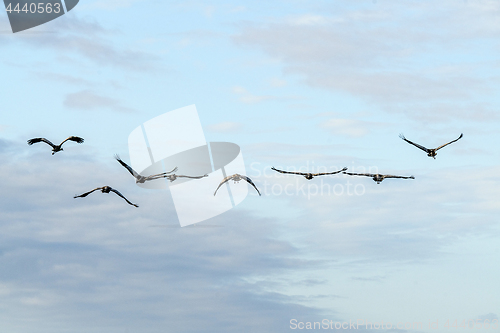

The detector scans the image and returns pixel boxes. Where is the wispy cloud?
[80,0,146,11]
[0,146,328,332]
[269,77,287,87]
[64,90,135,113]
[287,14,329,26]
[207,121,243,133]
[320,118,384,137]
[478,313,498,321]
[2,16,160,71]
[34,72,92,86]
[232,86,275,104]
[233,1,500,123]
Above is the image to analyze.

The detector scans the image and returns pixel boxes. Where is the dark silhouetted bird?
[214,174,261,196]
[271,166,347,180]
[27,136,84,155]
[74,186,138,207]
[399,133,463,159]
[343,172,414,184]
[115,155,177,183]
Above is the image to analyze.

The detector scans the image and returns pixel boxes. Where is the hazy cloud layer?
[320,118,385,138]
[1,132,499,331]
[64,90,135,113]
[233,1,500,123]
[208,121,243,133]
[0,143,330,333]
[0,15,159,71]
[232,86,275,104]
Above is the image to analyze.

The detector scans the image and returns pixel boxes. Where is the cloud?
[34,72,92,86]
[287,14,329,26]
[1,136,499,331]
[207,121,243,133]
[0,145,330,332]
[269,77,287,87]
[232,1,500,122]
[1,16,160,71]
[320,118,383,137]
[478,313,498,321]
[232,86,275,104]
[258,164,500,260]
[64,90,135,113]
[81,0,146,11]
[350,275,386,282]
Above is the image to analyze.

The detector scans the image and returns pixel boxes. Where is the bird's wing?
[115,154,140,179]
[271,167,306,176]
[399,134,430,153]
[109,188,139,207]
[60,136,84,146]
[242,176,261,196]
[27,138,56,148]
[143,175,165,181]
[313,167,348,176]
[176,174,208,179]
[214,175,234,196]
[343,172,375,177]
[164,166,178,174]
[74,187,102,198]
[382,174,415,179]
[143,167,180,180]
[435,133,463,151]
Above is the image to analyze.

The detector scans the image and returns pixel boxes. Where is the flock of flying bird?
[27,132,464,207]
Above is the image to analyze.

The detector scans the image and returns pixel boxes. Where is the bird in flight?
[399,133,463,159]
[115,155,177,183]
[164,173,208,183]
[214,174,261,196]
[271,166,348,180]
[343,172,415,184]
[27,136,84,155]
[74,186,139,207]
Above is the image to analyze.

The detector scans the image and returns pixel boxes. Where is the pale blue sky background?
[0,0,499,332]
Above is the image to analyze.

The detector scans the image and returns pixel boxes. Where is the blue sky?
[0,0,499,332]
